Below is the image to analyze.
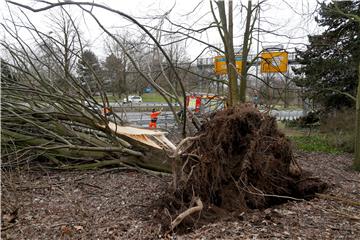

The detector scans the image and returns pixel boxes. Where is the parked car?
[123,95,143,104]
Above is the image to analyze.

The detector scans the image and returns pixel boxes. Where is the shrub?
[324,131,355,153]
[320,108,355,153]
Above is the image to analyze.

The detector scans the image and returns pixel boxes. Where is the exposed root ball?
[168,105,326,227]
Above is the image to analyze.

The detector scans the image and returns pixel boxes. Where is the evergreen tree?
[77,50,102,94]
[294,0,360,109]
[103,53,125,96]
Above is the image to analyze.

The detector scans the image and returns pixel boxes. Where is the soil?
[1,152,359,239]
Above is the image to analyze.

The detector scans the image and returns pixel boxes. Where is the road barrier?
[111,103,180,113]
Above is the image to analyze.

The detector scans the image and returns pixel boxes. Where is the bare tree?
[148,0,261,106]
[239,0,261,103]
[211,0,239,106]
[1,3,174,170]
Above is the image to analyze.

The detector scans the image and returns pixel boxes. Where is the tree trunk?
[239,0,252,103]
[354,62,360,170]
[227,0,239,106]
[216,0,239,107]
[284,81,289,109]
[227,48,238,106]
[2,127,172,172]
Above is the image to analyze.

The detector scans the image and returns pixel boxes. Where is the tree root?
[171,135,202,158]
[170,197,203,231]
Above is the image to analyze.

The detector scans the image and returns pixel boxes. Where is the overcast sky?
[1,0,322,61]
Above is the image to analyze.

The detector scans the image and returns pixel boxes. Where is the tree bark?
[354,62,360,170]
[239,0,252,103]
[2,127,172,172]
[216,0,239,106]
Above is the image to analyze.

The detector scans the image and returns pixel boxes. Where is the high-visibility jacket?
[102,107,111,116]
[150,111,161,122]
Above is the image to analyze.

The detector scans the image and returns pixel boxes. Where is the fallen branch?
[59,159,125,170]
[1,223,17,231]
[326,209,360,221]
[170,197,203,231]
[316,193,360,207]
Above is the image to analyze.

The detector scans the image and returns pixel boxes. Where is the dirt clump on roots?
[164,105,327,231]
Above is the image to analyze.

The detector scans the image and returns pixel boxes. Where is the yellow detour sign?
[214,55,242,75]
[261,51,288,73]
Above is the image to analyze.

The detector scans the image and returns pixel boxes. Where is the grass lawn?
[141,93,167,103]
[92,95,121,102]
[289,135,342,154]
[277,121,342,154]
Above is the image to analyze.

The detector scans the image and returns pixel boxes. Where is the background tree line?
[294,0,360,169]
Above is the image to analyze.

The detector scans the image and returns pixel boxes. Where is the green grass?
[141,93,167,103]
[289,135,343,154]
[277,121,343,153]
[92,95,120,102]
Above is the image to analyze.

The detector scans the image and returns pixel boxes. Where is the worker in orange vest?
[149,108,162,128]
[101,106,112,116]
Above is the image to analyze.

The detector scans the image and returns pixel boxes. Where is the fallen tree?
[1,45,171,172]
[1,2,328,233]
[1,74,328,231]
[1,93,173,171]
[162,105,327,231]
[1,2,186,171]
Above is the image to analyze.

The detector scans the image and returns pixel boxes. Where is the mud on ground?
[1,152,359,239]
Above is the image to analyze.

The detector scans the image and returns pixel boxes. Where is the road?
[112,108,304,128]
[109,102,179,107]
[113,111,176,128]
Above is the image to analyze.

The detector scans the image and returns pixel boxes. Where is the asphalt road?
[108,102,305,122]
[112,108,304,128]
[109,102,179,107]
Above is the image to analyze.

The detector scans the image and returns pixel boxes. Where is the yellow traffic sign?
[261,51,288,73]
[214,55,243,75]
